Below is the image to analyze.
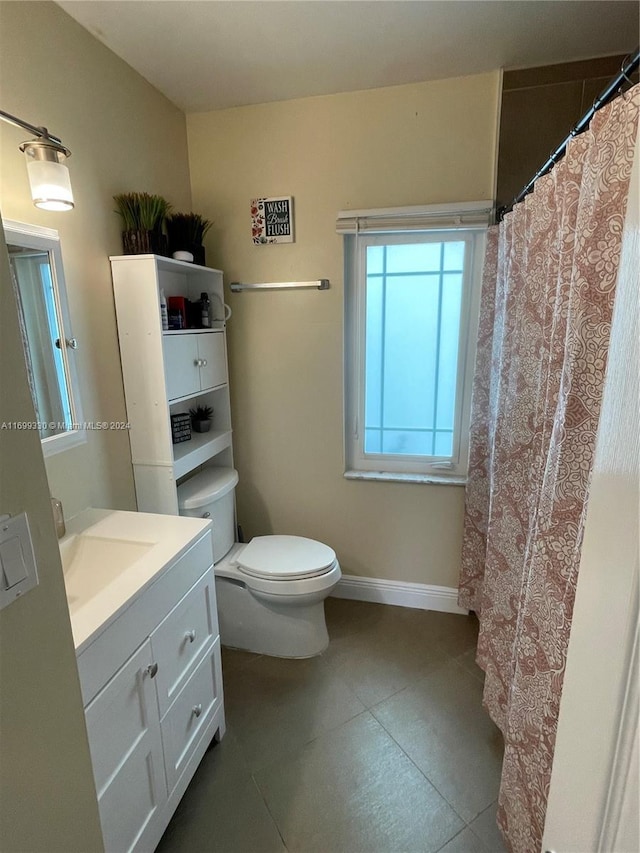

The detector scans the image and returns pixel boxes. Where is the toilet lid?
[235,535,336,580]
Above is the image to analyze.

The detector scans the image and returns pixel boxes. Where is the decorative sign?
[251,196,294,244]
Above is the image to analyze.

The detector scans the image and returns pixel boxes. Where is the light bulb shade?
[20,138,74,211]
[26,159,74,211]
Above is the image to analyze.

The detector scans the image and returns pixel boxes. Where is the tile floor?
[157,598,507,853]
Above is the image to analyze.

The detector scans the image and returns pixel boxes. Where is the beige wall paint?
[0,224,103,850]
[0,0,192,518]
[188,72,500,586]
[0,4,193,847]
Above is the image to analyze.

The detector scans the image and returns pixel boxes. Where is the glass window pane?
[386,242,441,274]
[382,275,439,430]
[361,237,468,462]
[364,276,383,428]
[41,263,73,428]
[443,241,466,271]
[364,428,382,454]
[11,253,71,438]
[436,273,463,431]
[381,429,433,455]
[434,431,454,456]
[367,245,384,275]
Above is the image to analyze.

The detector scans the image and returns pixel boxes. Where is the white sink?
[59,508,212,652]
[61,534,155,608]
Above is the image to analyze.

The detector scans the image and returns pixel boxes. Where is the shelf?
[172,429,232,479]
[109,254,223,276]
[163,324,225,335]
[111,253,234,514]
[168,382,227,407]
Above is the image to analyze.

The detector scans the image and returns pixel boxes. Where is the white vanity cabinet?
[84,641,166,853]
[76,526,225,853]
[110,254,233,515]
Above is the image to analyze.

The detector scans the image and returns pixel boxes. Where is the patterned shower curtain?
[458,85,639,853]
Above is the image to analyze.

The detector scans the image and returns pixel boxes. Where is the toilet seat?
[178,463,342,656]
[233,535,337,581]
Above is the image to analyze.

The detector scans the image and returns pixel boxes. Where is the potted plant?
[189,404,213,433]
[114,192,172,256]
[166,212,213,266]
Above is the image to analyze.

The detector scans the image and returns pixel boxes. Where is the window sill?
[41,429,87,458]
[344,470,467,486]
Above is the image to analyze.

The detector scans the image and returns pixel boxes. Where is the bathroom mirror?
[3,219,85,457]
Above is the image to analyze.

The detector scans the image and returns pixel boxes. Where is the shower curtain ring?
[617,55,635,96]
[619,54,634,86]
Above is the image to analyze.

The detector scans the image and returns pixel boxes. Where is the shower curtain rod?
[497,48,639,222]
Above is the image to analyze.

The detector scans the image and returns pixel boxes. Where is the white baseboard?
[331,574,469,615]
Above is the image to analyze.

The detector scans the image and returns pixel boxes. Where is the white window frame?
[340,202,490,484]
[3,219,86,458]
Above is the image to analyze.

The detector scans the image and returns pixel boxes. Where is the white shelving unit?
[110,254,233,514]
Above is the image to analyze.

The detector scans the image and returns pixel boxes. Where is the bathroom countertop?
[60,508,211,654]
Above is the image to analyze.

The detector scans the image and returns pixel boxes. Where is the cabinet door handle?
[194,358,204,367]
[201,359,207,367]
[192,703,203,718]
[185,629,197,644]
[144,662,159,678]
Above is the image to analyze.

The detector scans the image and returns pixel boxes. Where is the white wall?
[187,72,501,586]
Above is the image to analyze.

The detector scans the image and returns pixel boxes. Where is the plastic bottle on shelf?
[160,289,169,330]
[200,292,211,328]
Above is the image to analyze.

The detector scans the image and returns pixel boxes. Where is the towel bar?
[230,279,329,292]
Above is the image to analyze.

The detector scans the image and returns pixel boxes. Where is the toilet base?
[215,576,331,658]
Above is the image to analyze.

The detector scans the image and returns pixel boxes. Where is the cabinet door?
[84,641,167,853]
[197,332,227,391]
[163,335,200,400]
[151,568,218,717]
[161,637,223,794]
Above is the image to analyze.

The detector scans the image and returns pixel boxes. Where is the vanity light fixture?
[0,108,74,211]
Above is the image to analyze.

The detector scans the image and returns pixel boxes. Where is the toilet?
[177,467,341,658]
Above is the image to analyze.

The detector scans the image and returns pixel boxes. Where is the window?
[340,203,490,482]
[4,219,85,457]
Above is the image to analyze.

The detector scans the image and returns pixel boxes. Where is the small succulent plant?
[189,404,213,422]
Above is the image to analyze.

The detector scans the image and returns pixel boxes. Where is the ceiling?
[57,1,639,113]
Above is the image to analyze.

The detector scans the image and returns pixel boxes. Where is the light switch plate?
[0,512,39,610]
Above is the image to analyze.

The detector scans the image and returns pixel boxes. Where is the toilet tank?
[177,467,239,563]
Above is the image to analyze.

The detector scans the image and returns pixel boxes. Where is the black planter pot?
[192,419,212,433]
[191,245,206,266]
